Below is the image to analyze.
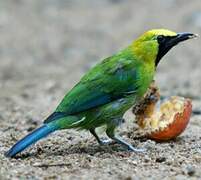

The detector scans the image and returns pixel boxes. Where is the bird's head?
[132,29,198,67]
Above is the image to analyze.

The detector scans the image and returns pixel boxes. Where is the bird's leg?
[106,120,145,152]
[89,129,113,145]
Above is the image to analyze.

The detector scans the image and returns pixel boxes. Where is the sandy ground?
[0,0,201,179]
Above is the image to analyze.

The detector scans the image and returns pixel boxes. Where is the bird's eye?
[157,35,165,43]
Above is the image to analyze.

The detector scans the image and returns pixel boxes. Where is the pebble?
[182,165,196,176]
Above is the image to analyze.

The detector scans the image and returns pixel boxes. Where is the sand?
[0,0,201,179]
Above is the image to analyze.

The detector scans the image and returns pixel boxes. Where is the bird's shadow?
[12,141,128,160]
[10,136,187,160]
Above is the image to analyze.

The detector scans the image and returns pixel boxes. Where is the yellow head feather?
[145,29,177,37]
[131,29,177,64]
[136,29,177,42]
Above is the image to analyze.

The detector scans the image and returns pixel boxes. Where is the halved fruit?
[133,82,192,141]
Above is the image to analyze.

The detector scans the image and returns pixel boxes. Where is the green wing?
[45,53,140,123]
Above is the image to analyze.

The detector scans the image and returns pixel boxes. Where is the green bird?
[5,29,197,158]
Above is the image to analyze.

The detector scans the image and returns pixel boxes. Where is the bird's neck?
[128,41,157,98]
[130,40,158,66]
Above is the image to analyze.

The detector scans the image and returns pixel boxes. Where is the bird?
[5,29,197,158]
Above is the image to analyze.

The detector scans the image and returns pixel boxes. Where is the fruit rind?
[147,99,192,141]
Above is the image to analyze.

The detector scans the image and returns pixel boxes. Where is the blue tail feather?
[5,124,57,158]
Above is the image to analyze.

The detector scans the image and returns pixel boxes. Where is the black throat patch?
[155,35,177,67]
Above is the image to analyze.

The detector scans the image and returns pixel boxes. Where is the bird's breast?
[136,65,155,97]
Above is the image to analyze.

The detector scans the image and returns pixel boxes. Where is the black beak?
[166,32,198,47]
[155,32,198,66]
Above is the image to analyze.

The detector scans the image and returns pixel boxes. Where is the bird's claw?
[99,139,115,146]
[127,145,146,153]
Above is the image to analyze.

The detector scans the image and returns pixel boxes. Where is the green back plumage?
[44,30,165,123]
[55,48,154,112]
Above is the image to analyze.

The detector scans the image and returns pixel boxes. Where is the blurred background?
[0,0,201,179]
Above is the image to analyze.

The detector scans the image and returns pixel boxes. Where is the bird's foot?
[127,144,146,153]
[90,129,115,146]
[107,134,145,153]
[98,139,115,146]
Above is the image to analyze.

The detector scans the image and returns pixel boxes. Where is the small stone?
[124,176,132,180]
[143,140,156,150]
[155,157,166,163]
[186,165,196,176]
[144,155,151,163]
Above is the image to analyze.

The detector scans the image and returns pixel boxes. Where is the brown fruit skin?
[147,99,192,141]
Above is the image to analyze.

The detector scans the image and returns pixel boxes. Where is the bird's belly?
[77,95,136,130]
